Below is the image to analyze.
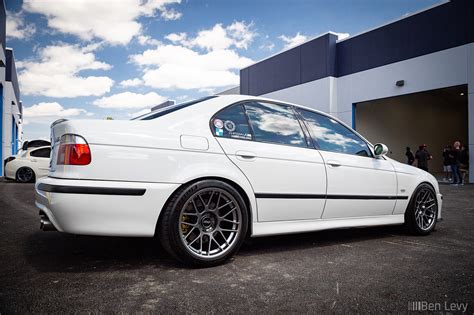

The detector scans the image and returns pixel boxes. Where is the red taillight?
[57,134,91,165]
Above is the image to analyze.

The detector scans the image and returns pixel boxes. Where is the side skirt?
[251,214,405,237]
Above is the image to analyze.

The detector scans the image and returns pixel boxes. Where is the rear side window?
[212,104,252,140]
[297,109,372,157]
[30,148,51,158]
[244,102,307,148]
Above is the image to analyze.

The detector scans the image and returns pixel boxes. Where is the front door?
[212,101,327,222]
[296,108,398,218]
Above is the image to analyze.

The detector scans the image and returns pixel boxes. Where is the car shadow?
[24,224,405,273]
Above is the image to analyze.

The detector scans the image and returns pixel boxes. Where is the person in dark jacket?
[442,145,453,182]
[450,141,462,185]
[415,144,432,172]
[405,147,415,165]
[460,145,469,185]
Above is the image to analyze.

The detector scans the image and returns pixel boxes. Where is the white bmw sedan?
[35,95,442,266]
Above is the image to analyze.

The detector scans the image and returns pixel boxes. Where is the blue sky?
[5,0,441,140]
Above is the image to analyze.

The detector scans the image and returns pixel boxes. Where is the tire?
[16,167,35,183]
[404,183,438,235]
[158,180,249,267]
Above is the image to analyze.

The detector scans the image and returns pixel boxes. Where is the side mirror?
[22,141,28,151]
[374,143,389,157]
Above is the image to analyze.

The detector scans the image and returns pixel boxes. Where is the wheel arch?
[404,181,437,219]
[155,176,254,238]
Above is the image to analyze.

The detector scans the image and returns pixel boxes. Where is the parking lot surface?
[0,180,473,313]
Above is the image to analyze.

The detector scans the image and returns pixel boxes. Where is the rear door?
[296,108,398,218]
[213,101,327,222]
[29,147,51,177]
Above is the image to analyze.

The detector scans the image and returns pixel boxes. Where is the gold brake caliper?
[181,215,190,234]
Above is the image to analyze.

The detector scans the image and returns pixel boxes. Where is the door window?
[30,148,51,158]
[297,109,372,157]
[244,102,307,148]
[211,104,252,140]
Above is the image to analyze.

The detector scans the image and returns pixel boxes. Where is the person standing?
[442,145,453,182]
[450,141,462,185]
[460,145,469,185]
[415,144,432,172]
[405,147,415,165]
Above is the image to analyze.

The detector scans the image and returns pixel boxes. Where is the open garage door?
[354,85,468,179]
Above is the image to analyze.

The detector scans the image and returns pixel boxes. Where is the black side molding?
[255,193,408,200]
[255,193,326,199]
[38,183,146,196]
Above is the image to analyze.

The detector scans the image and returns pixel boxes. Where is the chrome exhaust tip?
[40,214,57,231]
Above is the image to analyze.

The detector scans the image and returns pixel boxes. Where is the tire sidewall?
[165,180,249,267]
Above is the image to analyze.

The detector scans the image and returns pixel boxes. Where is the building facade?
[240,0,474,182]
[0,0,22,176]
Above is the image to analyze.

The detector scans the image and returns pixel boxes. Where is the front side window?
[244,102,307,148]
[297,109,372,157]
[211,104,252,140]
[30,148,51,158]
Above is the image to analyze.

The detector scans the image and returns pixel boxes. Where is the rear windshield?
[133,96,217,121]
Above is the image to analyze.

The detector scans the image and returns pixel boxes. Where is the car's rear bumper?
[35,177,179,237]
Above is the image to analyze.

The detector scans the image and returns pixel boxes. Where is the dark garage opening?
[354,85,468,177]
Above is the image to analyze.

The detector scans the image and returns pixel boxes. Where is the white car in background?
[5,143,51,183]
[35,95,442,267]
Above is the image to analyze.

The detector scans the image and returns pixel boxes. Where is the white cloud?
[165,32,187,43]
[23,102,89,125]
[120,78,144,87]
[191,24,233,51]
[164,21,256,51]
[6,10,36,40]
[23,0,182,45]
[259,42,275,51]
[93,91,167,109]
[279,32,307,49]
[130,44,252,90]
[333,32,350,40]
[17,44,114,98]
[161,8,182,20]
[137,35,161,46]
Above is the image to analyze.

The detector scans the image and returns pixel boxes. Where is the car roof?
[27,146,51,153]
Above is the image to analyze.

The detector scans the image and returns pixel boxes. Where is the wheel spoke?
[220,207,236,218]
[218,230,230,246]
[188,232,201,247]
[216,192,221,210]
[191,199,200,213]
[207,191,215,207]
[217,200,233,210]
[198,194,206,209]
[220,228,238,232]
[182,212,198,216]
[184,226,197,239]
[180,221,197,227]
[207,235,212,255]
[220,218,240,224]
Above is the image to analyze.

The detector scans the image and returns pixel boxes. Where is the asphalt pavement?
[0,180,473,313]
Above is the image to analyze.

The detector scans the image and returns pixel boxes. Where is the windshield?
[132,96,218,121]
